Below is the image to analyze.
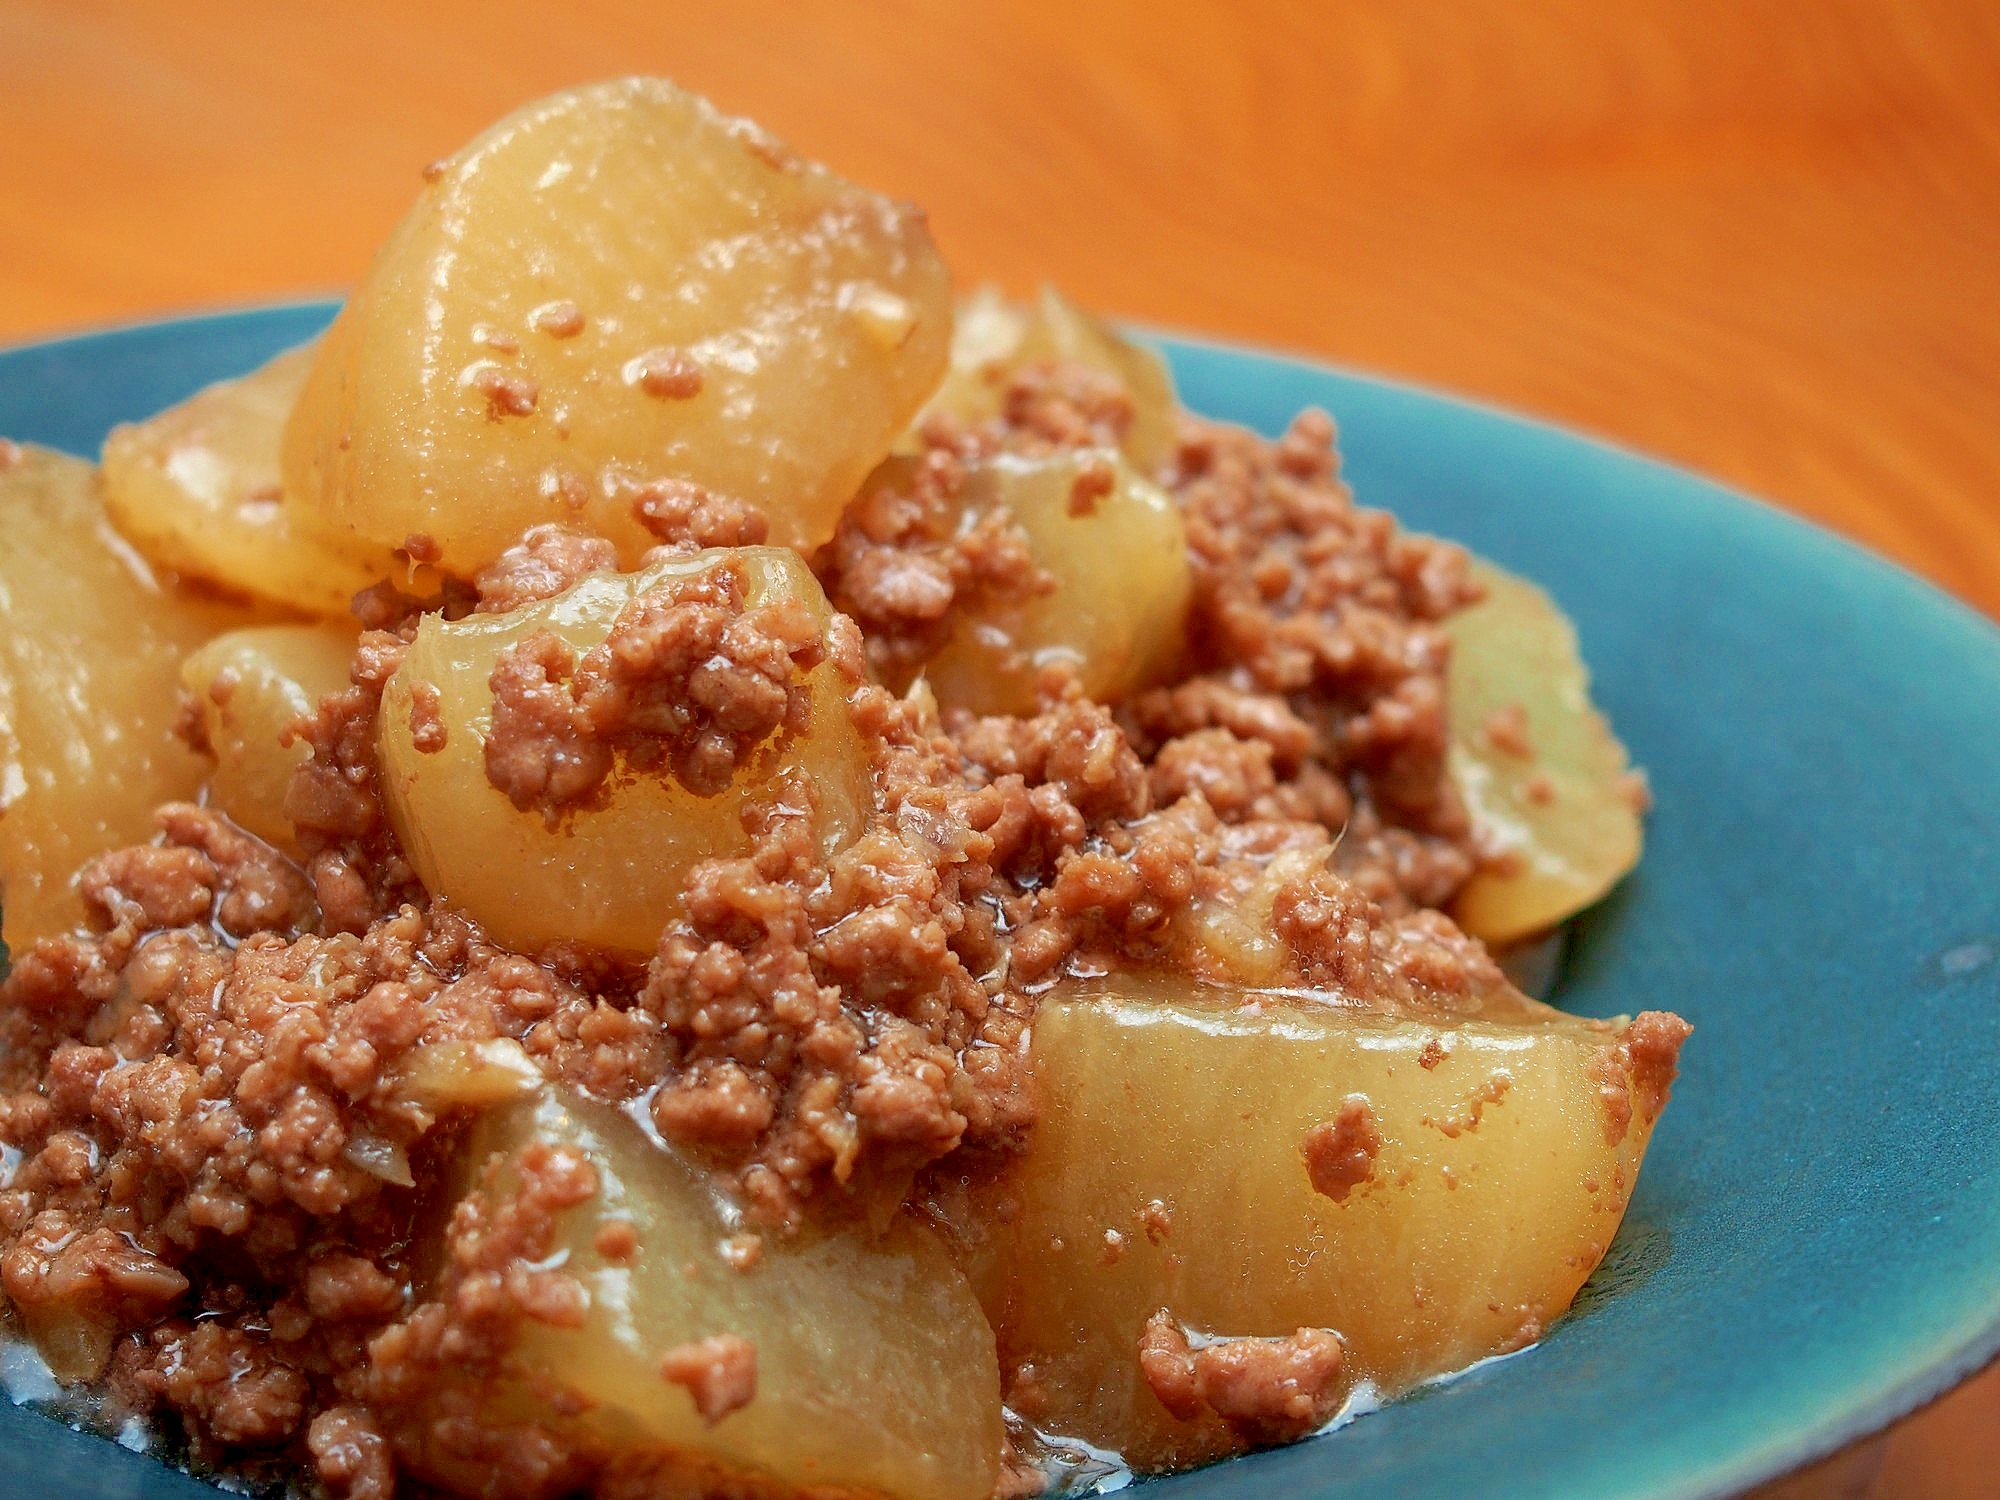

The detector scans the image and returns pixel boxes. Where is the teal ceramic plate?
[3,306,1998,1500]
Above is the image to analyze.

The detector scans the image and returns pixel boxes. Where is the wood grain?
[3,0,1999,616]
[2,2,1998,1492]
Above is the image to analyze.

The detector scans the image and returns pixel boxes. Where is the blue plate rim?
[2,300,1998,1500]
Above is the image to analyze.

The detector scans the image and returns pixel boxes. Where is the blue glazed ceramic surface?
[2,306,1998,1500]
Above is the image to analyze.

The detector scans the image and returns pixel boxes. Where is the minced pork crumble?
[0,347,1686,1499]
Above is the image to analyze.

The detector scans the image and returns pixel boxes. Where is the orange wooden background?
[2,0,1998,1492]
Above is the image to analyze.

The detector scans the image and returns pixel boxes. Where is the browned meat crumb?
[1271,865,1511,1012]
[1137,1314,1208,1423]
[1195,1329,1347,1444]
[1423,1072,1512,1138]
[625,347,703,399]
[307,1254,403,1322]
[659,1333,758,1424]
[1002,360,1139,454]
[77,842,215,930]
[529,301,585,338]
[171,688,212,755]
[538,465,590,512]
[409,680,448,754]
[1300,1098,1382,1202]
[474,525,619,614]
[816,419,1051,686]
[471,364,540,419]
[1127,406,1484,912]
[1137,1312,1345,1446]
[626,476,770,551]
[642,740,1013,1224]
[1067,453,1117,517]
[1597,1011,1694,1145]
[364,1134,601,1494]
[593,1220,640,1262]
[1140,1200,1174,1243]
[483,557,824,818]
[138,1319,310,1448]
[1624,1011,1693,1120]
[308,1406,395,1500]
[284,628,423,933]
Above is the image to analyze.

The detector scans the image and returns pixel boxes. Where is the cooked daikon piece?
[990,974,1685,1469]
[447,1087,1002,1500]
[924,287,1178,475]
[282,78,951,576]
[180,624,356,853]
[0,445,257,949]
[101,343,397,616]
[378,547,869,956]
[919,448,1191,715]
[1447,561,1644,943]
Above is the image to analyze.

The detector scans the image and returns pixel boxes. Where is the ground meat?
[471,366,539,421]
[641,684,1023,1225]
[408,681,448,754]
[816,417,1052,686]
[0,855,632,1486]
[822,365,1486,916]
[626,347,704,401]
[594,1219,641,1262]
[309,1406,396,1500]
[1137,1312,1346,1446]
[1300,1098,1382,1202]
[1622,1010,1694,1122]
[627,476,770,552]
[1596,1010,1694,1146]
[658,1333,757,1424]
[1269,863,1517,1015]
[136,1319,310,1448]
[484,556,825,819]
[1001,360,1141,455]
[285,625,427,933]
[77,843,215,931]
[360,1136,602,1495]
[473,526,619,614]
[528,301,585,340]
[1122,406,1485,911]
[1192,1329,1346,1444]
[1424,1072,1513,1138]
[0,361,1687,1498]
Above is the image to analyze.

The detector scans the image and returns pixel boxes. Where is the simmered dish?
[0,79,1688,1500]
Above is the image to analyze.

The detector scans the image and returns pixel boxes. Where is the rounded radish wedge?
[282,78,953,576]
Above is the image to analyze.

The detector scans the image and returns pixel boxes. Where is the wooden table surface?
[2,1,1997,1493]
